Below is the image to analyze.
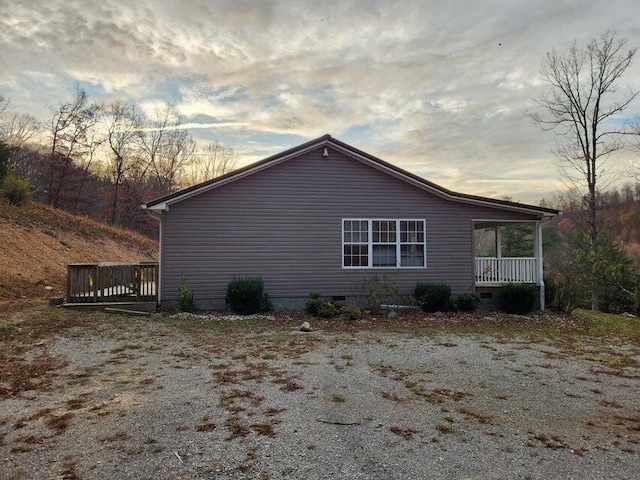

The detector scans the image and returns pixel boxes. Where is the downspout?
[535,221,545,311]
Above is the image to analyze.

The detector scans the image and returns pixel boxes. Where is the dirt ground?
[0,306,639,479]
[0,200,157,303]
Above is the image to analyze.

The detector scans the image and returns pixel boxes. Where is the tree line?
[543,183,640,314]
[0,88,238,237]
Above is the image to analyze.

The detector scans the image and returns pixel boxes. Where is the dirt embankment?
[0,200,158,303]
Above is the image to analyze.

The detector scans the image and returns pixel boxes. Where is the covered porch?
[473,220,545,309]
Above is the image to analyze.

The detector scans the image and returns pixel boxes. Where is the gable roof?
[143,134,559,218]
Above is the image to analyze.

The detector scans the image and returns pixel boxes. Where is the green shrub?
[342,305,362,321]
[305,293,350,319]
[227,277,270,315]
[316,301,339,319]
[305,292,322,314]
[500,284,537,314]
[455,293,480,312]
[178,274,195,312]
[414,282,452,312]
[262,293,274,313]
[306,295,324,316]
[2,173,31,206]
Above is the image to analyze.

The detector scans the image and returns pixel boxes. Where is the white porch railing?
[475,257,538,284]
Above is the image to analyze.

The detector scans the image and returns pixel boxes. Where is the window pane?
[373,245,396,267]
[400,220,424,243]
[400,244,425,267]
[373,220,396,243]
[359,221,367,242]
[344,220,370,243]
[344,244,368,267]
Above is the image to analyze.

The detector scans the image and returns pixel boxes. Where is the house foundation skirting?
[162,290,545,313]
[475,285,543,311]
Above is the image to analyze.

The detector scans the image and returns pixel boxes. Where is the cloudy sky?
[1,0,640,203]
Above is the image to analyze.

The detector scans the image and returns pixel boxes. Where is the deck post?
[66,264,72,302]
[535,222,545,311]
[93,264,99,303]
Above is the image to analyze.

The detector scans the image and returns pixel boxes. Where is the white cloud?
[1,0,639,203]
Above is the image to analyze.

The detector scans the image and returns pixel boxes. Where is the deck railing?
[475,257,538,284]
[66,262,158,303]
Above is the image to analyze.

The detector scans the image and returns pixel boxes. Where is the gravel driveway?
[1,309,638,479]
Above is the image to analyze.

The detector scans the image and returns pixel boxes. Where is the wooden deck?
[65,262,158,307]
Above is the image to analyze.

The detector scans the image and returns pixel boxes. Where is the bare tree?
[528,31,638,310]
[105,102,144,224]
[182,140,239,185]
[47,85,102,207]
[139,103,195,194]
[0,95,40,152]
[0,110,40,148]
[0,96,40,179]
[0,96,9,118]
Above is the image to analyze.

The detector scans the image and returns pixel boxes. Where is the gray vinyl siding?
[160,147,541,308]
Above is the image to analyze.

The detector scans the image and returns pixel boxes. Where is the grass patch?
[436,422,456,434]
[224,417,251,440]
[330,394,346,403]
[110,343,143,353]
[250,422,277,437]
[457,406,494,424]
[46,412,74,435]
[390,425,419,439]
[196,421,217,432]
[60,459,80,479]
[98,432,132,442]
[13,434,45,445]
[381,391,409,403]
[529,432,569,449]
[574,309,640,344]
[273,377,303,392]
[265,407,286,416]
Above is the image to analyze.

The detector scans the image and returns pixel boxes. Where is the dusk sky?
[2,0,640,203]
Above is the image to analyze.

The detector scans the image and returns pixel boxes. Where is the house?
[143,135,559,311]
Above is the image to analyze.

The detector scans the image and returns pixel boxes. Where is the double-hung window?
[343,219,426,268]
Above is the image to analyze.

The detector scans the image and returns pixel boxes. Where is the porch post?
[535,222,545,311]
[496,226,502,258]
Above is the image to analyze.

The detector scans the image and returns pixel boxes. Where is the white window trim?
[342,218,427,269]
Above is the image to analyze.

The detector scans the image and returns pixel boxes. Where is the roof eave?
[147,136,331,209]
[142,203,168,213]
[142,134,560,219]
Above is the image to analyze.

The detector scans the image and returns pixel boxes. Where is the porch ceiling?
[473,220,539,229]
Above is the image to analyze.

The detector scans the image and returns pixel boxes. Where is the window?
[342,219,426,268]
